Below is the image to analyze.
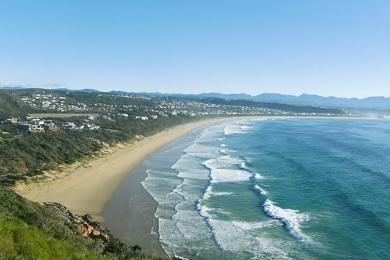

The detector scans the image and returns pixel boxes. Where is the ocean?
[110,118,390,259]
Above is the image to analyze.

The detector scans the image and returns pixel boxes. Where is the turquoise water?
[142,118,390,259]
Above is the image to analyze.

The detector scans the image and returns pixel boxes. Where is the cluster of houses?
[17,91,339,127]
[62,122,100,130]
[135,115,158,120]
[2,115,101,133]
[138,98,284,118]
[7,116,59,133]
[20,92,279,118]
[21,94,73,112]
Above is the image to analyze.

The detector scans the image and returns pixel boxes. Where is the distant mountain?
[55,88,100,93]
[0,85,101,94]
[53,88,71,92]
[2,84,389,110]
[78,88,100,93]
[197,92,253,100]
[193,93,390,109]
[0,85,28,90]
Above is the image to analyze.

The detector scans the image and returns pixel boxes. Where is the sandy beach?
[15,118,227,221]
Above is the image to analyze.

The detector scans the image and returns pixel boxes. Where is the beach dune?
[15,118,224,221]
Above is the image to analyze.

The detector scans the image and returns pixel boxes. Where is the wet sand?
[101,127,204,257]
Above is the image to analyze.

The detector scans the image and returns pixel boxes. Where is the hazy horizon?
[2,84,390,99]
[1,1,389,98]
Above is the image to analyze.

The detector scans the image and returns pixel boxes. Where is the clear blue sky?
[0,1,389,97]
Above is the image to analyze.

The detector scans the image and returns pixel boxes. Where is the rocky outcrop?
[44,202,112,242]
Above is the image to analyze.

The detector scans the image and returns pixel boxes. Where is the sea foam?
[203,156,252,183]
[223,121,253,136]
[254,184,267,196]
[144,119,302,259]
[262,199,310,242]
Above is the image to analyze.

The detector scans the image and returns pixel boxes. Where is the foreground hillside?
[0,187,164,259]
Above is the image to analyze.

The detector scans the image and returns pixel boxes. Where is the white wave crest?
[254,184,267,196]
[254,173,265,180]
[219,149,227,155]
[262,199,310,242]
[203,156,252,183]
[224,124,252,136]
[211,191,233,196]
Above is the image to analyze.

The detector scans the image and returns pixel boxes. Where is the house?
[44,121,59,131]
[118,113,129,118]
[30,124,45,133]
[135,116,149,120]
[63,122,76,129]
[17,124,45,133]
[31,118,45,126]
[84,123,100,130]
[48,124,59,131]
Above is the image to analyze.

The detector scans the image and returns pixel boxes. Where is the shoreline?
[12,115,369,257]
[14,117,230,221]
[100,132,204,257]
[12,114,364,221]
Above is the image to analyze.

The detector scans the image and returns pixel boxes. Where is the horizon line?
[0,84,389,100]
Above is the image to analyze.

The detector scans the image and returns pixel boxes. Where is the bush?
[0,218,99,259]
[0,187,166,259]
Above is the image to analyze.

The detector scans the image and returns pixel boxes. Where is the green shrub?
[0,218,99,259]
[0,187,166,259]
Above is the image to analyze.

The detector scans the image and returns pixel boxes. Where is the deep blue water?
[142,118,390,259]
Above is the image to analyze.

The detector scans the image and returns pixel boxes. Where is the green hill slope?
[0,187,164,259]
[0,90,29,118]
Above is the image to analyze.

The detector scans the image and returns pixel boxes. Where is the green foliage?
[0,130,102,184]
[0,187,165,259]
[104,239,132,258]
[0,218,99,259]
[0,114,193,185]
[0,187,104,255]
[0,90,31,118]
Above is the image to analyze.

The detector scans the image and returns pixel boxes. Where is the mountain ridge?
[192,92,390,109]
[2,85,389,109]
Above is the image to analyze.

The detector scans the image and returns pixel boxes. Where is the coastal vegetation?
[0,90,32,117]
[0,187,164,259]
[0,115,191,185]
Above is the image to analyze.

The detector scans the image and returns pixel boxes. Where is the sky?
[0,1,389,97]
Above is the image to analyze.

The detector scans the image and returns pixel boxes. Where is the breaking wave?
[262,199,310,242]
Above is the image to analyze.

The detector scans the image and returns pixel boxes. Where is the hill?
[0,187,163,259]
[193,92,390,110]
[0,90,31,118]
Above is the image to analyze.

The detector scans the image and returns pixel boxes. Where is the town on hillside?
[0,88,347,186]
[0,89,347,135]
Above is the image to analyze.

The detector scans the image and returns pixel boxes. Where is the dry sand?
[15,118,227,221]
